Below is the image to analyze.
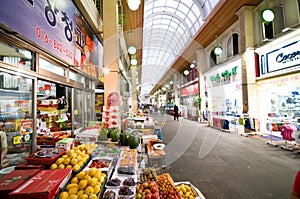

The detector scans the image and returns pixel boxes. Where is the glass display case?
[0,72,33,153]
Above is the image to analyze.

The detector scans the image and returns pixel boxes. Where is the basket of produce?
[49,143,98,173]
[174,181,206,199]
[139,167,158,182]
[84,157,113,172]
[57,168,107,199]
[25,148,66,165]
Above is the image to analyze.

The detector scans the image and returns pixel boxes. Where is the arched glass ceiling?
[141,0,220,96]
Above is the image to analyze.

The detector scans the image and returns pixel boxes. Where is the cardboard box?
[9,168,72,199]
[55,138,74,151]
[15,162,45,170]
[0,169,41,198]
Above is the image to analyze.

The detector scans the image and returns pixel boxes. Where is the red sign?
[180,83,199,97]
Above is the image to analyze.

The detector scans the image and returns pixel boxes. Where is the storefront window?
[0,41,34,70]
[39,58,65,76]
[74,89,83,131]
[0,71,33,155]
[37,80,71,133]
[69,71,84,83]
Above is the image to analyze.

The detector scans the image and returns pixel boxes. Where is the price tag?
[13,136,21,145]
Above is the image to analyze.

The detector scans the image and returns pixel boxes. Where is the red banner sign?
[180,83,199,97]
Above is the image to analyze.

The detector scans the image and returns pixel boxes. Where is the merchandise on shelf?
[55,138,75,151]
[102,106,121,128]
[75,129,100,145]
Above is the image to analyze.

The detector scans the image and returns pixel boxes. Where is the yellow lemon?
[93,184,100,194]
[68,195,78,199]
[58,164,65,169]
[68,187,78,195]
[84,175,92,181]
[88,194,97,199]
[76,190,84,197]
[76,171,86,179]
[76,155,82,161]
[62,155,68,159]
[93,172,101,181]
[71,159,78,165]
[78,161,84,166]
[78,194,88,199]
[84,186,94,195]
[66,165,73,169]
[56,158,64,165]
[50,163,58,170]
[72,164,81,172]
[188,195,195,199]
[78,179,88,190]
[66,183,79,191]
[88,178,98,187]
[88,168,97,176]
[100,176,105,184]
[59,191,69,199]
[71,177,79,184]
[64,158,71,165]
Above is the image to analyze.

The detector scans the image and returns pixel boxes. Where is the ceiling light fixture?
[213,34,223,56]
[190,63,195,69]
[130,58,138,65]
[184,69,189,76]
[128,46,137,55]
[127,0,141,11]
[260,0,275,24]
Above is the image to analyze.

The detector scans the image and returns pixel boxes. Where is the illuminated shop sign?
[260,40,300,75]
[0,0,101,72]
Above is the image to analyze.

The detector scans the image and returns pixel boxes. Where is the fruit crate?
[25,148,66,165]
[174,181,206,199]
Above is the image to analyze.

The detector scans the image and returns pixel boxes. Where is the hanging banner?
[0,0,102,78]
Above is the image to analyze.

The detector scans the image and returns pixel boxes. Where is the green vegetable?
[120,131,129,146]
[128,134,140,149]
[110,128,121,142]
[100,128,109,141]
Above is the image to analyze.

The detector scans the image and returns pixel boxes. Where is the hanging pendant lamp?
[127,0,141,11]
[213,34,223,56]
[260,0,275,24]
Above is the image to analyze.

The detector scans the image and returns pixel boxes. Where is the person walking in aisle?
[174,104,179,121]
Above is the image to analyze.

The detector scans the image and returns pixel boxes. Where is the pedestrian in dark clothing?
[174,104,179,121]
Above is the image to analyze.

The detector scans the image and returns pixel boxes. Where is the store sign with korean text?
[180,83,198,97]
[259,40,300,75]
[0,0,101,71]
[209,66,239,86]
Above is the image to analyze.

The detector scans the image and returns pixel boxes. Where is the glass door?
[0,70,34,166]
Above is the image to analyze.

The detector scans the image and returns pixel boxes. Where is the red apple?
[148,181,156,187]
[150,186,159,193]
[151,192,159,199]
[145,193,152,199]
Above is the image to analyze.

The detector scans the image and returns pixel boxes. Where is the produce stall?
[0,116,206,199]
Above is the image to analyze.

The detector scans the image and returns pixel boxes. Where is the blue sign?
[0,0,100,68]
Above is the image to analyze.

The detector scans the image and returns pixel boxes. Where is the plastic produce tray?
[25,148,66,165]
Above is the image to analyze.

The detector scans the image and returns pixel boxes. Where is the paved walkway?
[151,112,300,199]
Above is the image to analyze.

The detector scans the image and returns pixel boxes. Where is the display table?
[146,143,166,168]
